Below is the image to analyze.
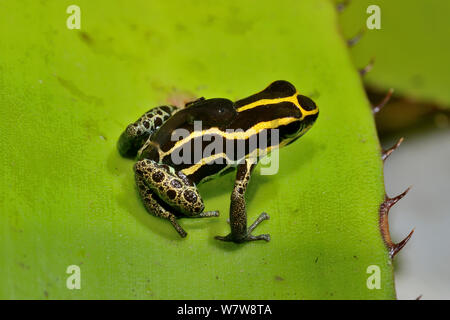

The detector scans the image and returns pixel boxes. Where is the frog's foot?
[215,212,271,243]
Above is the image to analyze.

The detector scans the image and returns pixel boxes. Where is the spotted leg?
[134,159,219,237]
[118,105,179,158]
[135,174,187,237]
[215,160,270,243]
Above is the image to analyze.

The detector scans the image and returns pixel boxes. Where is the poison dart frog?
[118,80,318,243]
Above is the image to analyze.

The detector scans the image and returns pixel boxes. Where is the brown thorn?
[382,137,404,161]
[336,0,350,13]
[359,57,375,76]
[390,228,414,258]
[416,294,423,300]
[347,29,365,47]
[372,88,394,114]
[386,186,411,208]
[379,187,413,259]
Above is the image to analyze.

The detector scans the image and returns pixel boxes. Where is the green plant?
[339,0,450,107]
[1,0,402,299]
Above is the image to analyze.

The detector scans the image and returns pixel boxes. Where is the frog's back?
[137,80,317,184]
[138,98,238,184]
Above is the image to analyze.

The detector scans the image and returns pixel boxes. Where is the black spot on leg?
[171,179,182,188]
[238,187,244,194]
[167,190,177,200]
[152,171,165,183]
[183,190,197,203]
[154,117,163,126]
[143,121,150,129]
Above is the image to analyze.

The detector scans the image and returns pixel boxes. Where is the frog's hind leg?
[118,105,178,158]
[134,159,219,237]
[135,173,187,237]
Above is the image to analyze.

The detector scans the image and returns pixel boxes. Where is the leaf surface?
[0,0,394,299]
[338,0,450,107]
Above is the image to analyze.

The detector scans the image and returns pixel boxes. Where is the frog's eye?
[297,95,317,111]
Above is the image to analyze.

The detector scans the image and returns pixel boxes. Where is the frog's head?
[281,93,319,146]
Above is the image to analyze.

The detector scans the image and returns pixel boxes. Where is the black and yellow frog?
[118,81,318,243]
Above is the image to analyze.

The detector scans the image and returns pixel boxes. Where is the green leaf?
[338,0,450,107]
[0,0,393,299]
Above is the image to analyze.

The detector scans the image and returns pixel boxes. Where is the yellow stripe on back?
[236,92,318,118]
[160,117,298,159]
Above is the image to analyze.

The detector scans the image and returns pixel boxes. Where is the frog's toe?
[246,234,271,242]
[247,212,270,234]
[197,210,220,218]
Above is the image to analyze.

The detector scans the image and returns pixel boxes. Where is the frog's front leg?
[134,159,219,237]
[215,160,270,243]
